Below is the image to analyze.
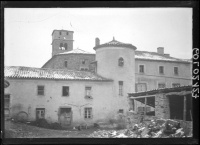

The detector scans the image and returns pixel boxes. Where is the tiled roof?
[93,38,137,50]
[128,85,192,97]
[4,66,112,81]
[135,51,192,63]
[58,48,95,55]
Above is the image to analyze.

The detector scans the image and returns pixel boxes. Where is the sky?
[4,8,192,68]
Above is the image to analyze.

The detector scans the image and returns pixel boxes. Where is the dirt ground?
[4,120,98,138]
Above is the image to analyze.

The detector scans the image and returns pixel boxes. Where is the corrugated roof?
[4,66,112,81]
[93,38,137,50]
[128,85,192,97]
[57,48,95,55]
[135,51,191,63]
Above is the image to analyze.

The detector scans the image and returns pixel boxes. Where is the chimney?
[157,47,164,55]
[95,38,100,46]
[164,54,170,57]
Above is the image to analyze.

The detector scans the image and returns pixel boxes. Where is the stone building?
[4,29,192,127]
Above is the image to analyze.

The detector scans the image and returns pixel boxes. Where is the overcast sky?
[5,8,192,68]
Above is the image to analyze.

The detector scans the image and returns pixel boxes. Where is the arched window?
[64,43,68,50]
[59,43,63,50]
[118,57,124,66]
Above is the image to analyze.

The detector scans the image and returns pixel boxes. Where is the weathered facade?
[4,29,192,127]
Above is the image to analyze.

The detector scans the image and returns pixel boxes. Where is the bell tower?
[51,30,74,56]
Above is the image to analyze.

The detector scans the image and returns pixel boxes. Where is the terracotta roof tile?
[4,66,112,81]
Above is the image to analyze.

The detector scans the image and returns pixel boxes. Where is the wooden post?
[183,96,187,121]
[144,97,147,118]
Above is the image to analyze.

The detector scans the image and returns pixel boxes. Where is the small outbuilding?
[128,85,192,121]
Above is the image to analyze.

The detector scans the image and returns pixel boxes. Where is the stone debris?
[89,118,192,138]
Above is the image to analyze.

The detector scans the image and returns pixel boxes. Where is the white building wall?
[5,78,119,126]
[95,46,135,112]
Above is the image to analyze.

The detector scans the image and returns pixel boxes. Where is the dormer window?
[118,57,124,67]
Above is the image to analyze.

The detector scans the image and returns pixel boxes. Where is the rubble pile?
[89,118,192,138]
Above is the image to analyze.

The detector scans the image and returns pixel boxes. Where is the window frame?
[119,81,123,96]
[139,64,145,73]
[62,86,69,97]
[118,57,124,67]
[37,85,45,96]
[36,108,45,120]
[135,83,147,92]
[174,66,179,75]
[84,107,92,119]
[159,66,164,74]
[85,86,92,97]
[158,83,166,89]
[64,61,68,68]
[172,83,181,88]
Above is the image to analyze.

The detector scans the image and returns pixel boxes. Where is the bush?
[35,118,50,128]
[50,122,63,130]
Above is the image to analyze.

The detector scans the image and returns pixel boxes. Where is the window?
[64,43,68,50]
[37,86,44,96]
[118,57,124,66]
[136,83,147,92]
[119,81,123,96]
[82,59,86,65]
[172,83,180,88]
[174,67,179,75]
[84,107,92,119]
[36,108,45,120]
[62,86,69,96]
[85,87,92,97]
[80,67,88,71]
[4,94,10,116]
[139,65,145,73]
[64,61,68,68]
[119,109,124,114]
[66,32,69,35]
[59,31,62,35]
[59,43,63,50]
[159,66,164,74]
[158,83,166,89]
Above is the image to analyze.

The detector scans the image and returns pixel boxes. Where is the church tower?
[51,30,74,56]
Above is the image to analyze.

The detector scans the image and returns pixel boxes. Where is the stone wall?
[43,54,95,71]
[155,93,170,119]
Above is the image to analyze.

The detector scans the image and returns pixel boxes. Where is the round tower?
[93,37,137,112]
[51,30,74,56]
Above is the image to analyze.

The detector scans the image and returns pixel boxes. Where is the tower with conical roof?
[93,37,137,112]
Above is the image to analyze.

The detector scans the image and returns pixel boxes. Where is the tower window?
[64,61,68,68]
[59,43,64,50]
[119,81,123,96]
[60,31,62,35]
[159,66,164,74]
[64,43,68,50]
[82,59,86,65]
[66,32,69,35]
[118,57,124,66]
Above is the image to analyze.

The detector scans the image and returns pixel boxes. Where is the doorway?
[59,107,72,127]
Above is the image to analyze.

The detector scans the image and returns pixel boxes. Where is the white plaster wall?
[95,47,136,112]
[5,78,120,126]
